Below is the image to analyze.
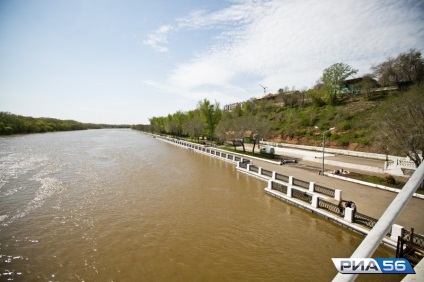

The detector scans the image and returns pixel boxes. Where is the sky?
[1,0,423,124]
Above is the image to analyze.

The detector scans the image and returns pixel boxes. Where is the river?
[0,129,402,281]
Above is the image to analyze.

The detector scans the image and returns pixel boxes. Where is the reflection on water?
[0,129,401,281]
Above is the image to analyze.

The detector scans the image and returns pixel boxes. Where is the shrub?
[339,140,349,146]
[330,133,340,140]
[384,174,397,185]
[339,121,352,130]
[358,137,370,146]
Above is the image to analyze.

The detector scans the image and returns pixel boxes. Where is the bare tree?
[215,118,235,146]
[278,87,300,107]
[372,49,424,87]
[247,115,272,154]
[360,74,379,100]
[183,117,204,142]
[373,84,424,167]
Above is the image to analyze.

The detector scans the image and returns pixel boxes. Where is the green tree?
[149,116,167,134]
[0,111,115,135]
[242,99,257,115]
[308,88,326,107]
[183,110,205,142]
[166,114,179,137]
[198,99,222,141]
[322,63,358,105]
[172,111,187,137]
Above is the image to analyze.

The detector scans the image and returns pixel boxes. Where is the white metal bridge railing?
[332,162,424,282]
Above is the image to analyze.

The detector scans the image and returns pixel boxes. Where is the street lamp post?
[315,126,335,175]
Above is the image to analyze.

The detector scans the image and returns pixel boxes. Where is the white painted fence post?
[246,164,251,171]
[344,207,354,223]
[267,179,273,190]
[287,186,293,198]
[312,195,319,208]
[309,182,315,193]
[390,224,403,242]
[258,167,262,176]
[288,176,294,186]
[335,189,342,201]
[272,171,277,180]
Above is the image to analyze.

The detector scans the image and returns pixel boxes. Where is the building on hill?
[223,102,244,112]
[253,93,279,102]
[342,77,364,95]
[343,76,399,96]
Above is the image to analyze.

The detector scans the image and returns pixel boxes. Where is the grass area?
[344,173,424,195]
[345,173,404,188]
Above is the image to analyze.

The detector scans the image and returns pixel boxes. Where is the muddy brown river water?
[0,129,403,281]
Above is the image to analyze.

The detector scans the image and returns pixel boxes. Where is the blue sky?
[1,0,423,124]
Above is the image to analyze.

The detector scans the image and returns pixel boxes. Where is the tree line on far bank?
[0,112,130,135]
[134,49,424,167]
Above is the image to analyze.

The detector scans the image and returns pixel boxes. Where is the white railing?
[333,162,424,282]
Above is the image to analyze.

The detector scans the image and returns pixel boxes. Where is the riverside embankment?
[153,134,424,237]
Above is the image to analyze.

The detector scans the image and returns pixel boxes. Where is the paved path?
[271,145,386,168]
[249,144,408,178]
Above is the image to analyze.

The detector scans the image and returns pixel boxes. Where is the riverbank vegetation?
[0,112,130,135]
[135,49,424,165]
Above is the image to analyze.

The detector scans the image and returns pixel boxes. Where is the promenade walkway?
[247,156,424,234]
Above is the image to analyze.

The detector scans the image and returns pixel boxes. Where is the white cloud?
[146,0,424,105]
[142,24,173,52]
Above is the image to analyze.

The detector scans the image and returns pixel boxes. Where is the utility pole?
[315,126,335,175]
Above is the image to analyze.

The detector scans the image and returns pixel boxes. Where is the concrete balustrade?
[151,133,406,249]
[267,178,404,247]
[287,186,293,198]
[312,195,319,208]
[309,182,315,192]
[390,224,403,242]
[335,189,342,201]
[344,207,354,223]
[288,176,294,186]
[237,160,343,200]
